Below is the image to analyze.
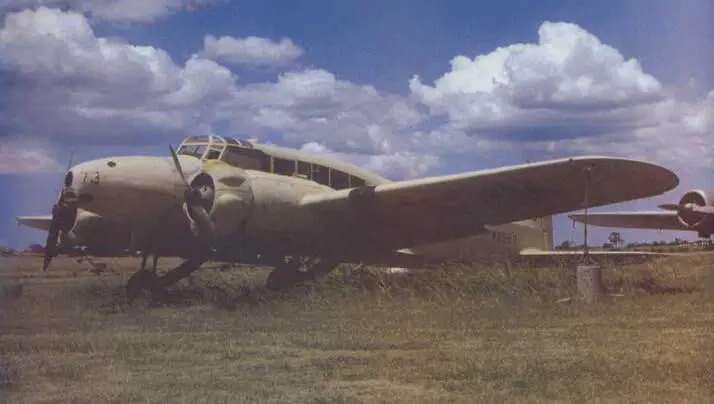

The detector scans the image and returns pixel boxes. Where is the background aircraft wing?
[568,211,687,231]
[519,248,672,257]
[15,216,53,231]
[517,248,675,266]
[300,156,678,252]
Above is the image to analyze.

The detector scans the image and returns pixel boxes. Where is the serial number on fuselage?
[490,230,518,245]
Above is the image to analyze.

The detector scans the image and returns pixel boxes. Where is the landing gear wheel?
[265,258,339,291]
[126,271,167,305]
[265,262,302,291]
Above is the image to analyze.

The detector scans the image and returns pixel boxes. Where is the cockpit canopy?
[177,135,255,160]
[175,135,373,190]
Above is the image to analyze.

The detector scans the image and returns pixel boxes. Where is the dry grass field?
[2,253,714,403]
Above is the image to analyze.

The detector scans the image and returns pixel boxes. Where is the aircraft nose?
[68,155,202,216]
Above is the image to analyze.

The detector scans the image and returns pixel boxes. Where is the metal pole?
[583,166,592,258]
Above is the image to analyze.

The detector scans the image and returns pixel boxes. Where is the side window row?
[272,157,365,189]
[220,147,366,190]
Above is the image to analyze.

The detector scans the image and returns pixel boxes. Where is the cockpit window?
[178,144,207,159]
[205,149,221,160]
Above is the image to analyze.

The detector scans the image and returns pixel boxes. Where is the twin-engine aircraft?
[569,188,714,239]
[16,135,679,299]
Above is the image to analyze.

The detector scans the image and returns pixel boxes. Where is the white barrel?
[576,263,605,303]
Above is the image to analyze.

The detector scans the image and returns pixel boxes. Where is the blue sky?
[1,0,712,249]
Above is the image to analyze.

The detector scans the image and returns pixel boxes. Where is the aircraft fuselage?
[61,150,552,266]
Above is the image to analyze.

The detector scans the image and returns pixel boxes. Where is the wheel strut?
[126,255,205,304]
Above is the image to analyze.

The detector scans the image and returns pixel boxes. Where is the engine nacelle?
[676,190,714,236]
[59,209,131,253]
[189,166,254,238]
[60,210,104,246]
[243,176,319,248]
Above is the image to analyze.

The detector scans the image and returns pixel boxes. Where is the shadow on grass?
[633,277,702,295]
[62,258,711,315]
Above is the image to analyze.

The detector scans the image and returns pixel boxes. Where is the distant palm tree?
[608,232,623,249]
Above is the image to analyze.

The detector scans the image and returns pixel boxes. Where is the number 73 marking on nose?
[80,171,101,185]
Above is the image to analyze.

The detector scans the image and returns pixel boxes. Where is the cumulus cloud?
[299,142,440,180]
[0,138,62,174]
[0,7,432,176]
[200,35,303,67]
[410,21,666,142]
[2,8,713,186]
[0,0,220,23]
[224,68,425,154]
[0,7,236,144]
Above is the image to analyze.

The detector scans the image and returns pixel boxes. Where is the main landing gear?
[265,257,339,291]
[125,254,340,303]
[125,253,206,303]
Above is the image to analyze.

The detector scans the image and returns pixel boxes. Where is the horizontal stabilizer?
[15,216,53,231]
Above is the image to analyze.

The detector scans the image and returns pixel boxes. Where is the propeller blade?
[658,203,714,215]
[43,151,79,271]
[43,210,60,272]
[169,145,191,190]
[659,203,682,211]
[690,205,714,215]
[66,150,75,171]
[169,145,216,247]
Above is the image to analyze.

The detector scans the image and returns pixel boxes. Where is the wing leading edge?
[568,211,687,231]
[301,156,679,252]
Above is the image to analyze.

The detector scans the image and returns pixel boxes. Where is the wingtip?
[572,156,680,193]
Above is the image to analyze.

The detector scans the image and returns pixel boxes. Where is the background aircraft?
[16,135,679,299]
[569,188,714,239]
[0,245,16,257]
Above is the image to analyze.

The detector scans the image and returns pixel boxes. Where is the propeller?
[658,203,714,215]
[43,153,78,271]
[168,146,216,247]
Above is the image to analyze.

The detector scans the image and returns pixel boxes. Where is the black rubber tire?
[126,271,167,304]
[265,262,304,291]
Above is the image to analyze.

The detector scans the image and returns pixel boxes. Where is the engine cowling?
[185,166,253,239]
[60,210,103,246]
[56,210,131,254]
[675,190,714,236]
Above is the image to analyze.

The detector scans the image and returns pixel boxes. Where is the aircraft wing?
[300,156,679,252]
[568,211,688,231]
[15,215,53,231]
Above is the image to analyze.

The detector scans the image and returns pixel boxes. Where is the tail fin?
[512,216,554,251]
